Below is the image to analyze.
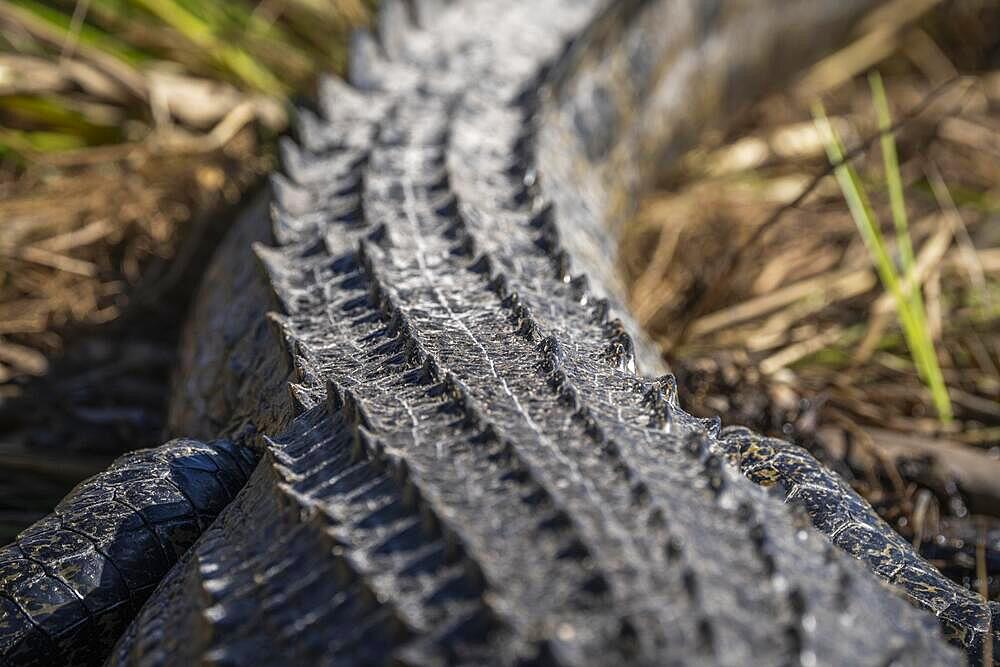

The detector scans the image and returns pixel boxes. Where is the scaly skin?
[720,426,1000,659]
[0,440,254,665]
[2,1,994,665]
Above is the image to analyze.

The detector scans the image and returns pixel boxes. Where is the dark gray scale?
[0,439,254,665]
[718,426,999,662]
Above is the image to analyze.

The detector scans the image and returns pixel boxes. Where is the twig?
[925,161,986,292]
[690,268,874,338]
[34,218,113,252]
[910,489,937,548]
[1,245,96,276]
[686,76,966,338]
[59,0,92,61]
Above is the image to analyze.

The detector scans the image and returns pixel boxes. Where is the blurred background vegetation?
[620,0,1000,598]
[0,0,374,157]
[0,0,374,364]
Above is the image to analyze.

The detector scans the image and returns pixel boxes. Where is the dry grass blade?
[760,326,846,375]
[690,269,875,339]
[2,244,97,276]
[33,218,113,252]
[925,161,987,292]
[797,0,944,96]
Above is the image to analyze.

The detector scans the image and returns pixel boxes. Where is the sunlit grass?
[127,0,284,95]
[813,78,953,424]
[0,0,375,163]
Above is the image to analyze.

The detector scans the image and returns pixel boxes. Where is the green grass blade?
[870,72,917,279]
[0,128,88,153]
[129,0,286,95]
[813,101,952,424]
[868,84,953,423]
[869,70,935,383]
[9,0,150,64]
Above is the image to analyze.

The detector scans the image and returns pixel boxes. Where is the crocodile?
[1,0,997,664]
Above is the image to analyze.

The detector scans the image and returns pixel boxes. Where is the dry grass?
[0,130,269,381]
[0,0,373,390]
[622,0,1000,598]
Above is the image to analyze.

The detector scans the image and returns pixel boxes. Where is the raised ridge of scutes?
[112,402,512,665]
[119,0,978,664]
